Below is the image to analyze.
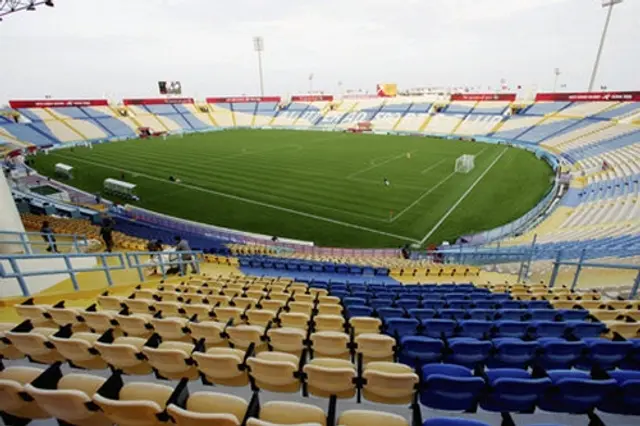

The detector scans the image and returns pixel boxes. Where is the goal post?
[455,154,476,174]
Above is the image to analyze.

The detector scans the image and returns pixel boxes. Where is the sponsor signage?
[9,99,109,108]
[535,91,640,102]
[123,98,195,105]
[290,95,334,102]
[450,93,516,101]
[206,96,281,103]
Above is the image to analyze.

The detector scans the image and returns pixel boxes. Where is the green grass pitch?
[32,129,554,248]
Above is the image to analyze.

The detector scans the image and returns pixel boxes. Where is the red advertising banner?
[535,92,640,102]
[123,98,195,105]
[450,93,516,102]
[290,95,334,102]
[9,99,109,108]
[206,96,281,103]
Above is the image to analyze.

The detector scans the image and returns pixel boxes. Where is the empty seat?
[310,331,350,359]
[408,309,437,320]
[303,358,357,399]
[568,321,606,339]
[530,321,568,339]
[489,338,538,369]
[377,308,405,321]
[362,361,418,404]
[557,309,589,321]
[578,338,633,370]
[350,317,381,335]
[95,335,152,375]
[247,401,326,426]
[193,347,249,386]
[94,381,174,426]
[355,333,395,364]
[25,368,110,426]
[422,419,489,426]
[347,306,374,318]
[438,309,466,320]
[480,368,551,413]
[227,325,268,352]
[167,391,248,426]
[279,312,310,330]
[247,352,301,393]
[316,304,343,316]
[385,318,420,338]
[5,324,65,364]
[0,323,23,359]
[495,321,529,339]
[536,337,586,369]
[267,327,305,356]
[598,369,640,415]
[188,321,227,348]
[142,340,198,380]
[82,309,119,334]
[0,366,50,421]
[528,309,559,321]
[400,336,444,367]
[49,331,107,369]
[115,313,154,338]
[467,309,494,321]
[337,409,407,426]
[446,338,492,368]
[314,314,345,332]
[458,320,493,339]
[420,363,485,411]
[150,316,190,341]
[421,319,457,339]
[538,370,616,414]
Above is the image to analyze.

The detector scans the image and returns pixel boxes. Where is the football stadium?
[1,1,640,426]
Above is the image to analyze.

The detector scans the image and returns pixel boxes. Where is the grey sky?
[1,0,639,103]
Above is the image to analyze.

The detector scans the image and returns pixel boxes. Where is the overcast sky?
[1,0,639,103]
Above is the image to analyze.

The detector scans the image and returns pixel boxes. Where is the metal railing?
[0,230,90,254]
[0,250,204,297]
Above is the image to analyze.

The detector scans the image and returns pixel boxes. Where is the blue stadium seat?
[374,292,396,299]
[447,301,474,310]
[538,370,616,414]
[377,308,405,321]
[497,309,526,321]
[439,309,466,320]
[370,298,394,309]
[396,299,421,310]
[501,301,524,309]
[528,309,559,321]
[343,297,367,307]
[467,309,494,321]
[480,368,551,413]
[527,300,553,310]
[557,309,589,321]
[351,291,370,300]
[490,293,512,301]
[599,370,640,415]
[408,309,437,320]
[346,305,373,318]
[423,301,446,310]
[458,320,493,339]
[420,364,485,411]
[400,336,444,367]
[330,290,348,300]
[489,338,538,369]
[536,337,586,369]
[422,419,490,426]
[568,321,606,339]
[529,321,568,339]
[621,338,640,369]
[422,319,457,339]
[446,337,492,368]
[495,321,529,338]
[473,301,497,310]
[577,338,633,370]
[385,318,420,338]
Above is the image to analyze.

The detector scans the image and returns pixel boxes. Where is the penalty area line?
[50,153,420,243]
[419,147,508,245]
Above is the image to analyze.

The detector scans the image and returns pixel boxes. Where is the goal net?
[455,154,475,174]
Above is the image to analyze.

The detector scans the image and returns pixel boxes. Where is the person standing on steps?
[174,235,197,276]
[100,214,115,252]
[40,221,58,253]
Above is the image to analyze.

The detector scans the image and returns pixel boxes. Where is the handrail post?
[62,255,80,291]
[629,270,640,299]
[520,234,538,284]
[134,253,146,282]
[158,253,167,280]
[72,235,79,253]
[9,258,30,297]
[570,248,587,291]
[102,254,114,287]
[549,250,563,288]
[21,233,31,255]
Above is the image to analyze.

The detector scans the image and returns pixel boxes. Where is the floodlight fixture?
[253,36,265,96]
[588,0,623,91]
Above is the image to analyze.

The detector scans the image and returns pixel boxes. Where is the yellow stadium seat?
[115,313,154,338]
[267,327,306,356]
[247,401,326,426]
[279,312,310,330]
[246,309,277,327]
[350,317,381,335]
[5,324,65,364]
[167,391,248,426]
[0,366,50,421]
[314,315,346,332]
[142,340,198,380]
[260,299,286,311]
[362,362,418,404]
[247,351,301,393]
[0,323,24,359]
[303,358,357,399]
[310,331,350,359]
[214,307,244,324]
[94,381,174,426]
[355,333,395,364]
[150,316,191,341]
[182,303,213,320]
[94,335,152,375]
[82,309,119,334]
[49,330,107,370]
[192,347,249,386]
[188,321,227,348]
[232,298,258,311]
[153,301,184,318]
[318,296,340,305]
[227,325,267,352]
[337,410,408,426]
[590,309,621,321]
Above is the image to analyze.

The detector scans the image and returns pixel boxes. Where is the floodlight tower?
[253,36,265,97]
[588,0,623,92]
[0,0,54,21]
[553,68,561,92]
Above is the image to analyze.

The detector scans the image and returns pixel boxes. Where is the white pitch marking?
[347,150,418,179]
[420,158,446,175]
[390,171,457,223]
[419,147,508,245]
[51,153,419,243]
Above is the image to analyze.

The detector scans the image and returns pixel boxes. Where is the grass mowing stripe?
[390,171,458,223]
[347,150,419,179]
[50,152,418,241]
[420,147,508,244]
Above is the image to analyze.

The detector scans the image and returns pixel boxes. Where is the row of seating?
[0,361,413,426]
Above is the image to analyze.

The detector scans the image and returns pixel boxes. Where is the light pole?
[553,68,561,92]
[253,36,265,96]
[308,73,314,93]
[588,0,623,92]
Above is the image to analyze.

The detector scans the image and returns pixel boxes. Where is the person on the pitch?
[384,177,390,186]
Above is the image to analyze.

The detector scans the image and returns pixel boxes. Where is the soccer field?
[33,129,554,248]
